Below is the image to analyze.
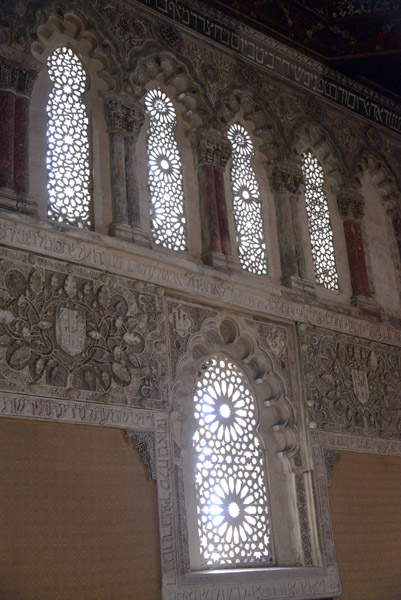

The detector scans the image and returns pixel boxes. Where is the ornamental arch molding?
[290,120,347,192]
[130,47,211,130]
[216,88,284,164]
[172,315,298,460]
[30,9,119,91]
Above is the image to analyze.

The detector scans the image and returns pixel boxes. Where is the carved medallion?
[56,307,86,356]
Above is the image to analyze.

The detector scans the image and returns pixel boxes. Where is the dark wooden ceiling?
[201,0,401,102]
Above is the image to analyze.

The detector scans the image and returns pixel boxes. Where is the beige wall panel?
[329,451,401,600]
[0,418,160,600]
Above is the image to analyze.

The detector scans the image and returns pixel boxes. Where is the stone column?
[0,51,40,214]
[272,163,314,292]
[337,190,378,315]
[195,130,232,270]
[104,93,146,243]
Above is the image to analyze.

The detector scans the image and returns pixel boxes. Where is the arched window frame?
[45,46,93,229]
[226,122,269,276]
[301,149,339,292]
[293,142,352,303]
[135,83,202,259]
[171,315,326,587]
[29,23,112,234]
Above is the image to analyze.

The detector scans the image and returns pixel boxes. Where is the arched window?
[144,89,187,251]
[46,47,92,228]
[227,124,268,275]
[301,150,339,291]
[193,354,271,568]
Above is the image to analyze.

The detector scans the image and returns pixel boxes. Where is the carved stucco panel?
[0,249,168,408]
[299,323,401,439]
[166,299,218,382]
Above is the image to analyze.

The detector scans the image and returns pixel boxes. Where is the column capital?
[337,189,365,221]
[103,92,145,136]
[0,47,41,97]
[195,129,231,170]
[271,163,302,194]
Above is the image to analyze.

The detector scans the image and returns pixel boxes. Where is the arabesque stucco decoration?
[300,323,401,439]
[0,248,167,408]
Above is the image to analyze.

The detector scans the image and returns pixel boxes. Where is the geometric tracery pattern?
[145,89,187,251]
[301,151,339,291]
[227,124,268,275]
[193,355,271,567]
[46,47,92,228]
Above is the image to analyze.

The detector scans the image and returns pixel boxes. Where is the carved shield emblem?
[56,307,86,356]
[351,369,370,405]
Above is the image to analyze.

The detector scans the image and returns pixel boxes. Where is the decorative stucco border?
[310,430,401,576]
[1,212,400,348]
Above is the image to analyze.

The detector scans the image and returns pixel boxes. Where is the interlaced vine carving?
[0,253,167,407]
[227,123,268,275]
[46,47,92,228]
[145,89,187,251]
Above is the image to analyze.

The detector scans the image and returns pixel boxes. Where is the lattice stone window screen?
[46,47,92,228]
[193,355,272,568]
[227,124,268,275]
[145,89,187,251]
[301,151,339,291]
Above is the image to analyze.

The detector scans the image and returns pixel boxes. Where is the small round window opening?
[192,355,272,568]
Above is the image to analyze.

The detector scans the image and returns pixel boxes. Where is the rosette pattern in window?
[227,124,268,275]
[145,89,187,251]
[193,355,272,568]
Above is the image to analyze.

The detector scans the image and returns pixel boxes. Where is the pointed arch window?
[227,124,268,275]
[301,150,339,291]
[144,89,187,251]
[193,354,271,568]
[46,47,92,228]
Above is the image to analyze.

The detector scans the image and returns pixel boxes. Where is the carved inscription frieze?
[0,250,167,407]
[300,323,401,438]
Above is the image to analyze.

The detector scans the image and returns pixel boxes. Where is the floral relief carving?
[0,253,167,407]
[185,39,237,105]
[300,323,401,438]
[96,0,151,62]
